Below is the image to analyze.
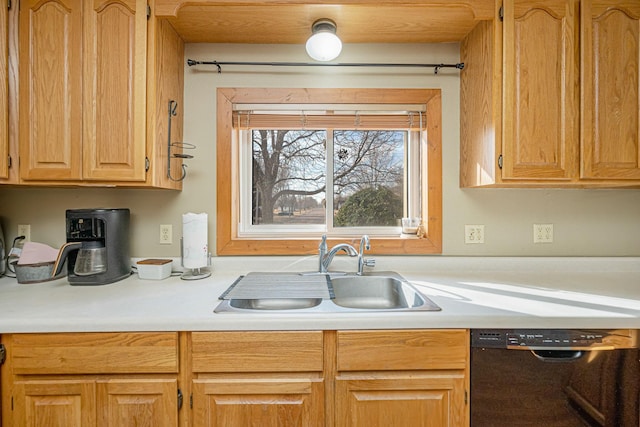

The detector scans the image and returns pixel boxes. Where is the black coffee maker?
[65,209,130,285]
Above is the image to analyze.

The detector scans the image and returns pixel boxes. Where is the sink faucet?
[318,235,358,273]
[357,235,376,275]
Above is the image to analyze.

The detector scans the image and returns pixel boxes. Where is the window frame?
[216,88,442,255]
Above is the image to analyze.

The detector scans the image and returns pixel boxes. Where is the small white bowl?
[137,259,172,280]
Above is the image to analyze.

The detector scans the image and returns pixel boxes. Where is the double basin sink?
[214,271,441,313]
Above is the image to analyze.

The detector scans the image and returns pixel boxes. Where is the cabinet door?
[335,373,466,427]
[501,0,579,180]
[83,0,147,181]
[192,377,324,427]
[18,0,83,181]
[13,380,96,427]
[0,0,7,179]
[581,1,640,180]
[97,379,178,427]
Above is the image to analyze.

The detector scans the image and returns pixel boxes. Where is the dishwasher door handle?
[530,349,585,362]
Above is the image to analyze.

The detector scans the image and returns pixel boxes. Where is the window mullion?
[326,129,335,232]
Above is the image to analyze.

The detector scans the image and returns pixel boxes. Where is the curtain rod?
[186,59,464,74]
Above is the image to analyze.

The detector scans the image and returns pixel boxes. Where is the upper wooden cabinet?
[10,0,184,188]
[581,0,640,180]
[18,0,145,182]
[461,0,640,187]
[502,0,579,181]
[3,332,180,427]
[82,0,148,182]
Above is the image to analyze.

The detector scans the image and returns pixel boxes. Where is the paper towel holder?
[180,237,212,280]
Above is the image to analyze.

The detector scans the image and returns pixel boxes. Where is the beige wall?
[1,43,639,257]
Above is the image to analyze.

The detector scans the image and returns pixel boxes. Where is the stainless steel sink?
[229,298,322,310]
[331,275,437,310]
[214,272,440,313]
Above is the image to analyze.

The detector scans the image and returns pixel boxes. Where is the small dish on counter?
[137,259,172,280]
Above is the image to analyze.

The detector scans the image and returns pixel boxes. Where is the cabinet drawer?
[191,331,323,373]
[10,332,179,374]
[337,329,468,371]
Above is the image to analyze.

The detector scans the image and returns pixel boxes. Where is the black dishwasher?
[471,329,639,427]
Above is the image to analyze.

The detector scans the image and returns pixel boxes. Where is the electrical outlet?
[533,224,553,243]
[159,224,172,244]
[17,224,31,242]
[465,225,485,244]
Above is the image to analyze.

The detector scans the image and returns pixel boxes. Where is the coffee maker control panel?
[67,218,105,240]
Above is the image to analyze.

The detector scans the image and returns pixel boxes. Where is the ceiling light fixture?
[305,19,342,62]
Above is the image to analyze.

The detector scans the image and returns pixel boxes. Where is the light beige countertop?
[0,256,639,333]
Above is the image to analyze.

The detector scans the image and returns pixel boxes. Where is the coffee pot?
[73,241,107,276]
[66,209,130,285]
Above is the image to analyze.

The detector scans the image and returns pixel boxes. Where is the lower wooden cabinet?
[1,332,180,427]
[189,329,469,427]
[335,330,469,427]
[190,331,325,427]
[1,329,469,427]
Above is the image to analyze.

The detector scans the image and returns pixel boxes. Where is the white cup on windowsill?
[401,217,421,235]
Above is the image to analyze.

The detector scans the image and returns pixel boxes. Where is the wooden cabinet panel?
[18,0,83,181]
[191,331,323,373]
[12,379,179,427]
[337,329,467,371]
[83,0,147,181]
[147,17,185,189]
[460,19,500,188]
[502,0,579,180]
[0,0,7,179]
[335,372,466,427]
[192,377,324,427]
[13,380,96,427]
[11,332,179,374]
[581,0,640,179]
[97,379,178,427]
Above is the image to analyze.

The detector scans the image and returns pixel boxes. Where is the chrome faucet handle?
[318,234,328,273]
[319,234,327,251]
[357,235,374,275]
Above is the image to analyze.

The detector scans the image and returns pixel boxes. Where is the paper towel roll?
[182,213,208,269]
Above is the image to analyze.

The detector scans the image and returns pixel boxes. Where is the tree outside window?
[251,129,404,228]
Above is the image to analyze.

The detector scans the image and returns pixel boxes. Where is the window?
[216,88,442,255]
[236,111,424,237]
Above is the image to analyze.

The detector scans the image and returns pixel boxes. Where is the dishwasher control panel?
[472,329,637,350]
